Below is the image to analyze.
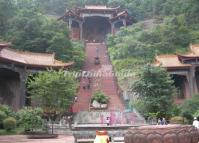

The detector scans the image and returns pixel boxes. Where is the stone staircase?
[72,43,124,112]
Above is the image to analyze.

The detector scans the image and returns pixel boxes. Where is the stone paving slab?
[0,135,74,143]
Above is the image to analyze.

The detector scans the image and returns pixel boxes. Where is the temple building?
[0,43,73,110]
[155,44,199,103]
[58,5,132,42]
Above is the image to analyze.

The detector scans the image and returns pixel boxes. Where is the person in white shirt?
[192,117,199,128]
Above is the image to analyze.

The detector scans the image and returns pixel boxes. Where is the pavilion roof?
[110,10,133,24]
[155,44,199,69]
[58,10,82,21]
[0,43,73,69]
[58,5,132,22]
[155,54,191,68]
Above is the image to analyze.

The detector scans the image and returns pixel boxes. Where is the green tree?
[71,41,85,69]
[28,70,77,113]
[132,65,176,118]
[27,70,77,133]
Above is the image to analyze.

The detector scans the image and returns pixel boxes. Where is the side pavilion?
[155,44,199,103]
[0,43,73,110]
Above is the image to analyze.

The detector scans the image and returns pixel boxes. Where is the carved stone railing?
[125,125,199,143]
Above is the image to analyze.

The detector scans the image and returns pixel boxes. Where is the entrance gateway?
[58,5,132,42]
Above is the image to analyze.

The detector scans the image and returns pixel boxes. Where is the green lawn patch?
[0,127,24,135]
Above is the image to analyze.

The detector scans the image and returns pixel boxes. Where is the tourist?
[157,118,161,125]
[82,80,86,90]
[96,47,99,57]
[87,83,90,90]
[162,118,167,125]
[192,117,199,128]
[106,117,110,126]
[74,96,78,102]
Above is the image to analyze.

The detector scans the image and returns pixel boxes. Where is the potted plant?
[91,91,109,109]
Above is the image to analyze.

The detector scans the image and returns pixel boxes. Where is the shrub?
[0,111,7,125]
[181,111,193,124]
[3,117,16,131]
[17,107,43,132]
[193,110,199,118]
[170,116,188,124]
[179,95,199,124]
[91,91,109,104]
[180,95,199,115]
[0,104,15,117]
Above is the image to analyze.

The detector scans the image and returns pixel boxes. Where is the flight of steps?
[73,43,124,112]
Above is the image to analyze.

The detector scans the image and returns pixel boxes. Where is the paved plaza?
[0,135,74,143]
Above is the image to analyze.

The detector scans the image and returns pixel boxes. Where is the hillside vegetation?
[1,0,199,78]
[107,0,199,87]
[0,0,85,69]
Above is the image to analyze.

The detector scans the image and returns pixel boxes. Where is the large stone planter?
[125,125,199,143]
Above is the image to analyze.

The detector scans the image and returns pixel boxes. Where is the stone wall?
[74,111,145,125]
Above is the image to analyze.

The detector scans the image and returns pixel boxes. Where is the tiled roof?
[0,43,73,68]
[58,5,131,22]
[155,44,199,68]
[155,54,191,68]
[58,10,82,21]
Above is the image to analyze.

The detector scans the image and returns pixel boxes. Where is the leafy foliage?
[0,0,15,35]
[0,0,85,69]
[17,107,43,131]
[179,94,199,123]
[0,105,15,118]
[6,10,72,61]
[28,70,77,113]
[194,110,199,118]
[180,95,199,115]
[3,117,16,131]
[91,91,109,104]
[132,65,176,118]
[0,111,7,126]
[71,41,86,69]
[170,116,187,124]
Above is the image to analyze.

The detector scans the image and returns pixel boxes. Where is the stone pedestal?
[125,125,199,143]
